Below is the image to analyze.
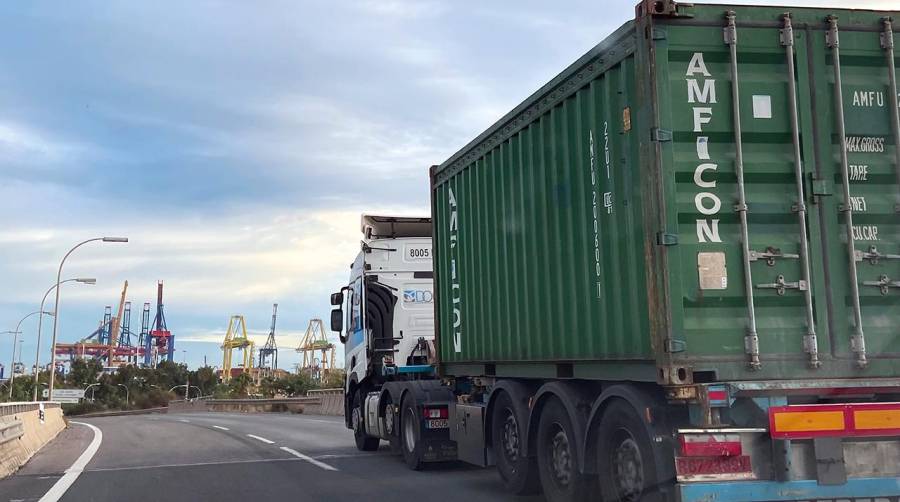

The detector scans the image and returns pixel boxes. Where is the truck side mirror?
[330,292,344,306]
[330,308,344,334]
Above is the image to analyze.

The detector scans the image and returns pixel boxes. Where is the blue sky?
[0,0,890,373]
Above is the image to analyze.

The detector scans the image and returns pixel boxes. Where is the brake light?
[423,406,448,419]
[769,402,900,439]
[679,433,742,457]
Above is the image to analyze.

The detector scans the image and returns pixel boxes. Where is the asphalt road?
[0,412,542,502]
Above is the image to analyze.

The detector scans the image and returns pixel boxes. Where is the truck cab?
[330,215,437,450]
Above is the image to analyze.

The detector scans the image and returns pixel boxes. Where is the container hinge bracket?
[854,246,900,265]
[862,275,900,296]
[651,128,672,142]
[666,338,686,353]
[657,232,678,246]
[757,275,807,296]
[652,27,667,40]
[749,247,799,266]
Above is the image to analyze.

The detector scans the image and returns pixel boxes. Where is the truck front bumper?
[679,477,900,502]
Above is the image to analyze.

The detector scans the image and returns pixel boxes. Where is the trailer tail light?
[675,432,753,482]
[423,406,448,419]
[679,433,742,457]
[769,402,900,439]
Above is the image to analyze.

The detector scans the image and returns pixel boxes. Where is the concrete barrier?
[168,397,319,414]
[0,402,66,479]
[304,389,344,416]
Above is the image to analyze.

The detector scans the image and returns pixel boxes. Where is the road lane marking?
[178,419,190,423]
[247,434,275,444]
[212,425,229,431]
[280,446,338,471]
[88,457,300,472]
[38,421,102,502]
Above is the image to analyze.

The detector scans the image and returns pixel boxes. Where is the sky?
[0,0,892,373]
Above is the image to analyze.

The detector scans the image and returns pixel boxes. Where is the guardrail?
[0,420,24,445]
[0,402,61,417]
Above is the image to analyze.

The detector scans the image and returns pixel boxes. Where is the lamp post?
[84,383,101,402]
[10,311,52,400]
[117,383,129,408]
[48,237,127,398]
[34,278,96,401]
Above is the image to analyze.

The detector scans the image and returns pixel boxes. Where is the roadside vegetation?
[1,359,344,416]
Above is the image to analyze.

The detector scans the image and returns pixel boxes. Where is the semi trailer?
[330,1,900,501]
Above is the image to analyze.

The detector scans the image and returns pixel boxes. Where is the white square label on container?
[752,95,772,119]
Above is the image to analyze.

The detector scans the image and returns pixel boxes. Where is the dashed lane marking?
[38,421,102,502]
[279,447,338,471]
[247,434,275,444]
[212,425,229,431]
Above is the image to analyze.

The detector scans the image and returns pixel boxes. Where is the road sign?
[51,389,84,403]
[42,389,49,398]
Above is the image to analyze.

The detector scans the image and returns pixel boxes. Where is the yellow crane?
[221,315,254,382]
[296,318,334,381]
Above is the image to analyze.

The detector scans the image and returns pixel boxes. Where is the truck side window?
[349,278,362,332]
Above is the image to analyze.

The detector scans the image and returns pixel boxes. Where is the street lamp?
[48,237,128,398]
[84,383,101,402]
[9,310,52,400]
[33,278,96,401]
[117,383,129,408]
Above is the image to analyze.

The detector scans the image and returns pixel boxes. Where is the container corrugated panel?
[432,0,900,384]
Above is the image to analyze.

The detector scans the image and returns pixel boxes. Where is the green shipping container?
[431,1,900,386]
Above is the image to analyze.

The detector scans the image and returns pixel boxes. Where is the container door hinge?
[657,232,678,246]
[666,338,686,353]
[756,275,807,296]
[651,128,672,142]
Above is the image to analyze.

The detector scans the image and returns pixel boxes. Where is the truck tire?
[352,390,379,452]
[596,399,661,502]
[536,398,593,502]
[382,394,402,455]
[491,391,540,495]
[400,396,424,470]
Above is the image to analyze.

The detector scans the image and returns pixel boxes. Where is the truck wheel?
[491,391,540,495]
[400,396,424,470]
[382,395,401,455]
[352,390,379,452]
[536,398,593,502]
[596,400,661,502]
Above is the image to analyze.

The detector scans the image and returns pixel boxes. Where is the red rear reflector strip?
[679,433,742,457]
[769,402,900,439]
[423,407,448,419]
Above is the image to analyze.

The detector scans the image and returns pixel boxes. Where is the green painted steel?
[431,1,900,385]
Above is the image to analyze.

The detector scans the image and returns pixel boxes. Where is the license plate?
[425,419,448,429]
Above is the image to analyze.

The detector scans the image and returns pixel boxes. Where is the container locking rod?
[827,15,867,368]
[725,11,761,370]
[781,14,819,368]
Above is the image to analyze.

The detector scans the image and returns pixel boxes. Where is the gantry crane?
[296,318,334,381]
[145,281,174,365]
[221,315,254,382]
[257,304,278,375]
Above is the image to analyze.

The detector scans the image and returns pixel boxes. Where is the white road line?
[178,419,190,423]
[279,446,338,471]
[246,434,275,444]
[38,421,102,502]
[212,425,229,431]
[88,457,300,472]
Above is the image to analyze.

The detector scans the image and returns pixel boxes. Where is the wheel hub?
[549,427,572,487]
[404,408,417,452]
[385,404,395,435]
[501,409,520,463]
[352,406,362,434]
[612,435,644,501]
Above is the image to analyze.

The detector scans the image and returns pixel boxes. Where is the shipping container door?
[662,8,900,380]
[815,16,900,370]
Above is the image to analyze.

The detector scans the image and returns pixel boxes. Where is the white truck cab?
[330,215,437,449]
